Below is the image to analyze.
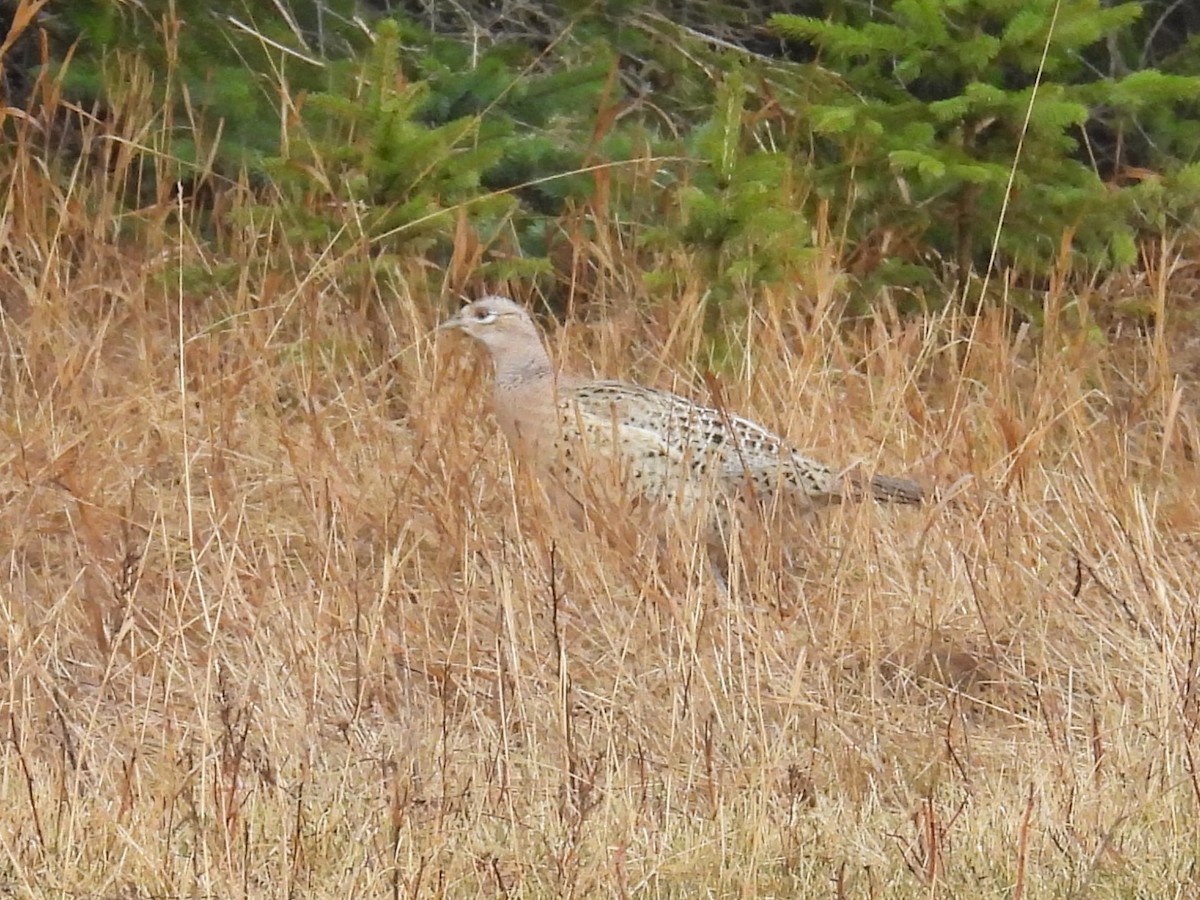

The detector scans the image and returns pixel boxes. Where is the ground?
[2,91,1200,900]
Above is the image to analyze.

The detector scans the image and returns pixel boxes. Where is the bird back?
[558,380,846,510]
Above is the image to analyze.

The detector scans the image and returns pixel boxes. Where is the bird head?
[439,296,538,350]
[438,296,550,379]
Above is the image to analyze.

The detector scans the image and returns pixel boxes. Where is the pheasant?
[439,296,921,534]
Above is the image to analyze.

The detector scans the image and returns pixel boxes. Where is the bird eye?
[474,310,499,324]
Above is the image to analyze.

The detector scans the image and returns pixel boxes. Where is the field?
[4,56,1200,900]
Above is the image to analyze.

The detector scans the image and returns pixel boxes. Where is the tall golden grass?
[3,23,1200,897]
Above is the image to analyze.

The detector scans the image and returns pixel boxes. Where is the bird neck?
[489,344,558,455]
[491,345,555,389]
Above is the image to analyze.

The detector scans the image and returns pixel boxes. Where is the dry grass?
[4,50,1200,900]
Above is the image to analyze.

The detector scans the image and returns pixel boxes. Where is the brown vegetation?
[3,40,1200,900]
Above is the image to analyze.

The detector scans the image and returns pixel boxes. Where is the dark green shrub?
[770,0,1200,288]
[643,65,816,312]
[50,0,368,177]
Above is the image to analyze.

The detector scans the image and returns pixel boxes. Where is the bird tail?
[866,473,923,504]
[841,470,923,504]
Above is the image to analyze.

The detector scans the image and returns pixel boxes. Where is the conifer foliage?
[770,0,1200,281]
[18,0,1200,306]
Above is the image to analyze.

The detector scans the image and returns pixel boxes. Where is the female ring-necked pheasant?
[440,296,921,531]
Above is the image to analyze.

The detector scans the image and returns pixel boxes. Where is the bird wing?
[563,381,841,504]
[556,382,728,510]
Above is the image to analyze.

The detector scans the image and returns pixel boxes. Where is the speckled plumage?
[439,296,922,525]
